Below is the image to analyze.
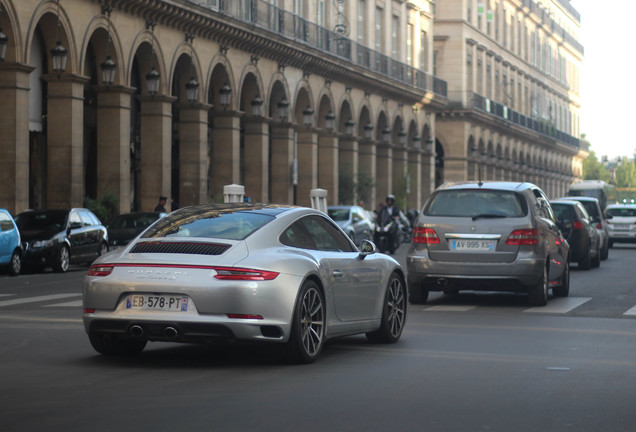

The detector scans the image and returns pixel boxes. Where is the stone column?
[211,111,241,202]
[179,103,212,207]
[270,122,294,204]
[243,117,270,203]
[96,85,134,213]
[45,74,90,209]
[139,95,175,212]
[407,148,422,211]
[338,136,359,205]
[358,140,377,210]
[392,144,408,204]
[0,64,33,214]
[318,133,339,205]
[297,128,318,207]
[422,151,435,202]
[376,143,392,205]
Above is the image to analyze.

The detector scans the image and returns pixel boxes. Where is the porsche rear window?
[425,190,527,218]
[142,211,274,240]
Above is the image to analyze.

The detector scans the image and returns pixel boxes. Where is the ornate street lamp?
[425,139,434,154]
[398,131,407,146]
[251,94,263,117]
[325,110,335,132]
[185,34,199,104]
[145,21,159,96]
[51,0,67,78]
[0,5,8,62]
[364,122,373,139]
[277,97,289,121]
[303,105,314,128]
[382,128,391,143]
[219,82,231,109]
[100,5,116,87]
[345,119,355,136]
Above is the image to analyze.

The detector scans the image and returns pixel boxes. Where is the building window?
[317,0,325,27]
[407,23,413,65]
[420,30,428,71]
[357,0,366,45]
[375,7,383,53]
[392,15,399,60]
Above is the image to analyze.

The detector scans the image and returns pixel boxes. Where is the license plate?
[451,239,496,251]
[126,294,189,311]
[614,224,630,231]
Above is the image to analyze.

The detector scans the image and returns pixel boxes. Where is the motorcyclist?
[375,194,401,253]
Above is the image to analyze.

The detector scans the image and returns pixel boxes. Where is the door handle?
[332,270,344,278]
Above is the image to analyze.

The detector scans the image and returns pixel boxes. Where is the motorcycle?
[374,216,400,254]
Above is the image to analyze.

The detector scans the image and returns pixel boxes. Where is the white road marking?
[43,299,83,308]
[424,305,477,312]
[524,297,592,314]
[0,293,80,307]
[623,305,636,316]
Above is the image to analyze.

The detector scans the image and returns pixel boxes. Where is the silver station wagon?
[406,182,570,306]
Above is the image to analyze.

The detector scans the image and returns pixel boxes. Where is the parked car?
[558,196,609,260]
[16,208,109,273]
[605,204,636,246]
[407,181,570,306]
[550,200,601,269]
[82,203,406,363]
[327,205,375,246]
[0,209,22,276]
[107,212,167,248]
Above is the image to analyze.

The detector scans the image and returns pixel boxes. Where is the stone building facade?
[0,0,583,217]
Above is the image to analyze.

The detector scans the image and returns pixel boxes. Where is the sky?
[570,0,636,160]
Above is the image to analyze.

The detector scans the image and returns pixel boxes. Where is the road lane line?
[424,305,477,312]
[44,299,83,308]
[524,297,592,314]
[623,305,636,316]
[0,293,80,307]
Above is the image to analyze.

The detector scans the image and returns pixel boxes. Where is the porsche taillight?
[87,264,115,276]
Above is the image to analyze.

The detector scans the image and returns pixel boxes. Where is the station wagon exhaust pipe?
[129,325,144,337]
[436,278,448,287]
[163,326,178,339]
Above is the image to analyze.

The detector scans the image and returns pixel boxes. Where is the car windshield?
[606,207,636,217]
[551,204,574,221]
[15,210,68,231]
[327,208,350,221]
[425,189,526,218]
[142,209,274,240]
[109,214,159,229]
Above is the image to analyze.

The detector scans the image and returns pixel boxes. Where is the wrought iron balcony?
[188,0,447,99]
[470,93,580,148]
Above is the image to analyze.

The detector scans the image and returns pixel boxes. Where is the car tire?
[552,261,569,297]
[601,241,609,260]
[366,273,407,344]
[608,239,614,248]
[88,332,147,356]
[285,280,325,364]
[528,264,548,306]
[8,250,21,276]
[578,245,591,270]
[409,285,429,304]
[591,245,601,268]
[53,245,70,273]
[98,242,108,258]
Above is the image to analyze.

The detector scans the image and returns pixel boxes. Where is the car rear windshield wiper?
[472,213,507,221]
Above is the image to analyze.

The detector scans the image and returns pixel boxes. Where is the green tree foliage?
[356,170,375,208]
[582,150,610,182]
[614,157,636,188]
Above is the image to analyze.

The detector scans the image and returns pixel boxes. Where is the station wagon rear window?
[425,190,527,218]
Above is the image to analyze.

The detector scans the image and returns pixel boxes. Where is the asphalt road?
[1,244,636,432]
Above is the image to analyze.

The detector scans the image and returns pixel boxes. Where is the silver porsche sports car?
[82,203,407,363]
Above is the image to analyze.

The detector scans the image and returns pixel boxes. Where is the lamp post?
[51,0,67,78]
[364,122,373,139]
[251,94,263,117]
[145,21,159,96]
[345,119,355,136]
[382,128,391,144]
[303,105,314,128]
[219,82,231,109]
[100,6,116,87]
[325,110,335,132]
[185,34,199,105]
[277,97,289,122]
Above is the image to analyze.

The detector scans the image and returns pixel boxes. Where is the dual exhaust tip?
[129,325,178,339]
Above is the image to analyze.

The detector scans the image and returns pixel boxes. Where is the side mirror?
[69,221,82,230]
[359,239,377,257]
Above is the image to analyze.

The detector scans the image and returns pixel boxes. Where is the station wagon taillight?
[413,227,440,244]
[506,229,538,245]
[573,221,584,230]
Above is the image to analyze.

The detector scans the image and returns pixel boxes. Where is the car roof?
[606,203,636,208]
[560,196,600,203]
[550,200,580,206]
[435,181,535,192]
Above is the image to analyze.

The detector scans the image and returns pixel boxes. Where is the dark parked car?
[327,205,375,246]
[16,208,109,272]
[558,196,609,260]
[0,209,22,276]
[407,182,570,306]
[550,200,601,269]
[107,212,166,248]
